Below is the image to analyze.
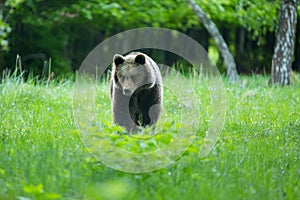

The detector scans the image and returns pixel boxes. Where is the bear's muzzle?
[123,88,133,96]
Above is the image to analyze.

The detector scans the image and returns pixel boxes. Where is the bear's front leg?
[112,89,137,131]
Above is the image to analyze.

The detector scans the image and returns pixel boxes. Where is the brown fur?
[110,52,163,131]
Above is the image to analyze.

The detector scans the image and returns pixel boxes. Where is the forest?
[1,0,300,76]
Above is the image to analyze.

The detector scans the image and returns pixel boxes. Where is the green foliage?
[0,0,297,75]
[197,0,281,41]
[0,74,299,199]
[234,0,280,43]
[0,20,11,51]
[0,0,24,50]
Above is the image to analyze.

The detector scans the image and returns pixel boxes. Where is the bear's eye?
[118,75,125,82]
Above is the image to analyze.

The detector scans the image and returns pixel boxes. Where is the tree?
[271,0,298,85]
[0,0,286,76]
[0,0,25,74]
[186,0,240,84]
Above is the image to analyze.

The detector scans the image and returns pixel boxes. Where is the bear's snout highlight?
[123,88,132,96]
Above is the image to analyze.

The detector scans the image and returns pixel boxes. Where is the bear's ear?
[135,54,146,65]
[113,54,125,66]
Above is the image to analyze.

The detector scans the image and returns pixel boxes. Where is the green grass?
[0,73,299,200]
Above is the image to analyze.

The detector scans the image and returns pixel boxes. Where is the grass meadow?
[0,72,299,200]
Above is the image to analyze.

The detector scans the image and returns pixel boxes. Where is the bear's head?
[112,52,155,96]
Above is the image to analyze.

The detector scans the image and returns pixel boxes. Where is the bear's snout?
[123,88,133,96]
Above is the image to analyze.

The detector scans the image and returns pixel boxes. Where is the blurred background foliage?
[0,0,299,77]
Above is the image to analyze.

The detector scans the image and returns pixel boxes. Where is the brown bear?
[110,52,163,131]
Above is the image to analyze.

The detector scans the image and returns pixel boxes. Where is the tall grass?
[0,73,299,199]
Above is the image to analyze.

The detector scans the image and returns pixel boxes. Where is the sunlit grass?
[0,73,299,199]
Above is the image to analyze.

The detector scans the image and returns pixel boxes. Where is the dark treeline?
[0,0,299,78]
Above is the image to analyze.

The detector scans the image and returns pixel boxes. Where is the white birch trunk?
[271,0,298,85]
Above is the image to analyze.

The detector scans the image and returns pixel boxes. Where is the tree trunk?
[292,11,300,72]
[186,0,240,84]
[271,0,298,85]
